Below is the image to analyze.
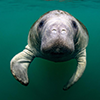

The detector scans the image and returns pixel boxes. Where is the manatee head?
[36,10,79,61]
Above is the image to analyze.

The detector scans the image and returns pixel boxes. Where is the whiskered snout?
[41,40,74,58]
[40,19,75,58]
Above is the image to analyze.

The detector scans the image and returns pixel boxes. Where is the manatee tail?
[63,49,86,90]
[10,45,35,86]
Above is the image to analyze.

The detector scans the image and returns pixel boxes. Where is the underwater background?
[0,0,100,100]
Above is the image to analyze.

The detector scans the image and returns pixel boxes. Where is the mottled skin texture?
[10,10,89,90]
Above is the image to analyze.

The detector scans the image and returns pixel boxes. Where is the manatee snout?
[49,23,68,35]
[40,22,75,56]
[41,44,74,57]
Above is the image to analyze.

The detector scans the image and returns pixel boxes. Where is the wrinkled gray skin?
[10,10,89,90]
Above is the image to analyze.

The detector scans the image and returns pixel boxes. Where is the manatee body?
[10,10,89,90]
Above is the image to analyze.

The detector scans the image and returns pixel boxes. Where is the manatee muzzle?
[41,39,74,57]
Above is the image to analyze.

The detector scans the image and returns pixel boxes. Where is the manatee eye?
[39,20,44,28]
[72,20,77,29]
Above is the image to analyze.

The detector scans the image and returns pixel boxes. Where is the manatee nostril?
[52,29,57,33]
[61,29,66,34]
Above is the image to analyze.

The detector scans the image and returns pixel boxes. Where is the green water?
[0,0,100,100]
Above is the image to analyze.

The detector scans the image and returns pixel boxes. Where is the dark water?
[0,0,100,100]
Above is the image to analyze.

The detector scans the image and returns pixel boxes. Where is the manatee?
[10,10,89,90]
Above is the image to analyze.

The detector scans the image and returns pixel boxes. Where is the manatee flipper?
[63,49,86,90]
[10,45,35,85]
